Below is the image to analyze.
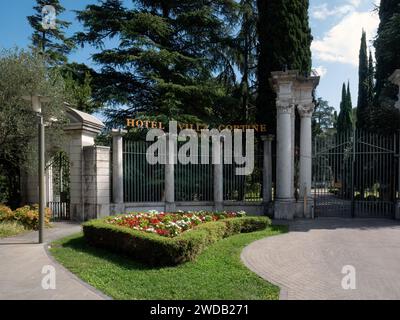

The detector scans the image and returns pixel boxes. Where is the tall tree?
[356,30,369,129]
[256,0,313,134]
[27,0,74,65]
[337,82,353,132]
[374,0,400,108]
[367,51,375,107]
[312,98,335,136]
[75,0,237,127]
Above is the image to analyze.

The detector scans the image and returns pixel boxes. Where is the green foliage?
[27,0,75,65]
[83,215,271,266]
[0,49,68,205]
[74,0,239,127]
[0,204,52,230]
[337,82,354,132]
[256,0,313,133]
[0,221,26,239]
[374,0,400,132]
[357,31,370,129]
[312,98,335,135]
[51,226,286,300]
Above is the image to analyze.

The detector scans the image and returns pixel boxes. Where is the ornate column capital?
[277,101,295,115]
[297,103,315,118]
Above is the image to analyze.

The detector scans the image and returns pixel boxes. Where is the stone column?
[298,103,315,218]
[275,103,296,219]
[261,135,274,213]
[165,134,176,212]
[111,129,126,212]
[213,137,224,212]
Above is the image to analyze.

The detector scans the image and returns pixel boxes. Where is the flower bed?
[106,211,247,238]
[83,211,270,266]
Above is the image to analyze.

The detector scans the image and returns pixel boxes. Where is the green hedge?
[83,216,271,266]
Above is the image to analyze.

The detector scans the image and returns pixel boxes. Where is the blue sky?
[0,0,381,112]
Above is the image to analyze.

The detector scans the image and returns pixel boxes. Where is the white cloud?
[311,10,379,66]
[314,65,328,78]
[312,3,355,20]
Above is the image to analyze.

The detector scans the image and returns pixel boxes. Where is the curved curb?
[44,243,112,300]
[240,229,290,301]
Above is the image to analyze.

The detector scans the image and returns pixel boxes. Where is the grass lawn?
[0,221,27,239]
[50,225,287,300]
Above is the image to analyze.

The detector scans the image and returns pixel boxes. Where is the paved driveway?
[241,218,400,300]
[0,223,107,300]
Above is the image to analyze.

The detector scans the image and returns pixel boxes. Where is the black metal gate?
[47,151,71,221]
[313,130,399,218]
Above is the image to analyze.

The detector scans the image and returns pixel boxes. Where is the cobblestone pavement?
[0,223,107,300]
[241,218,400,300]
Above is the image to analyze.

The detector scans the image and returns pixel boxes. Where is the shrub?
[0,204,15,222]
[83,215,271,266]
[14,205,52,230]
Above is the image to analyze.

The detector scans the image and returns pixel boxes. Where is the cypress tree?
[27,0,74,65]
[256,0,313,134]
[367,51,375,107]
[356,30,369,129]
[337,82,353,132]
[374,0,400,106]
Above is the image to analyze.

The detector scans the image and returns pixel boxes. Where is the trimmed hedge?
[83,216,271,266]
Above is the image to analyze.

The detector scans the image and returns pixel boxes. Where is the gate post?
[213,136,224,212]
[298,103,315,218]
[271,71,297,220]
[165,133,176,212]
[112,129,126,213]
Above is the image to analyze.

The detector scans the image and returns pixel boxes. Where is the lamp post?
[23,95,49,244]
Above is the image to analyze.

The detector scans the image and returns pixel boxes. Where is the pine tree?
[356,30,369,129]
[74,0,237,126]
[374,0,400,107]
[27,0,74,65]
[337,82,353,132]
[256,0,313,134]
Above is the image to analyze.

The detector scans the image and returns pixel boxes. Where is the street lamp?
[23,95,49,244]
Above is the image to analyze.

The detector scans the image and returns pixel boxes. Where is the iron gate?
[47,151,71,221]
[313,130,399,218]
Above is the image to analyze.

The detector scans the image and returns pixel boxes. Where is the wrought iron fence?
[313,130,399,218]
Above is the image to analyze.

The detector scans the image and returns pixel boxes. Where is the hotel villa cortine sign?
[126,120,258,176]
[126,118,269,133]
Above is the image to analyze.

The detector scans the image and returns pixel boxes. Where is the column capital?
[111,128,128,137]
[297,103,315,118]
[277,102,295,115]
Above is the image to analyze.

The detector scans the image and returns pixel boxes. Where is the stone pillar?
[46,164,54,203]
[291,110,295,199]
[83,146,111,220]
[261,135,274,213]
[275,103,296,219]
[165,134,176,212]
[111,129,126,213]
[298,103,315,218]
[64,107,105,221]
[213,137,224,212]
